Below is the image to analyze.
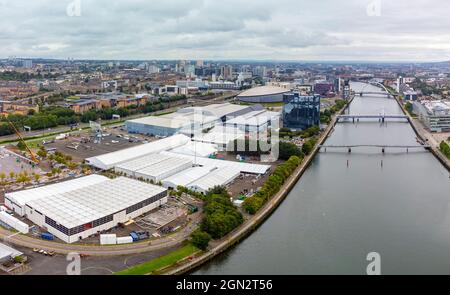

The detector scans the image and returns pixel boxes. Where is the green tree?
[190,230,211,250]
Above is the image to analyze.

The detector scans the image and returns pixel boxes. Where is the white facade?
[187,167,241,194]
[25,177,167,243]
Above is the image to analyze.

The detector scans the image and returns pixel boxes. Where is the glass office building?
[282,93,320,130]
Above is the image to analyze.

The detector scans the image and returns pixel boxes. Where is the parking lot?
[45,127,155,162]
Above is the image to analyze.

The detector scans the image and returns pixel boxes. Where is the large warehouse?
[5,174,109,216]
[225,110,280,134]
[161,151,271,175]
[24,177,167,243]
[124,103,264,137]
[162,166,214,189]
[133,157,193,183]
[86,134,190,170]
[237,86,290,103]
[187,167,241,194]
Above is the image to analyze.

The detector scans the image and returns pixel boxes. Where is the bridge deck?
[319,144,429,149]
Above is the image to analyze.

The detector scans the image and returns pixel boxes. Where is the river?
[194,82,450,275]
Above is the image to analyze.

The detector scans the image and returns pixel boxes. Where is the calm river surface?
[195,82,450,275]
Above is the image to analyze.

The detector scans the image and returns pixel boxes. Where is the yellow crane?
[6,119,39,164]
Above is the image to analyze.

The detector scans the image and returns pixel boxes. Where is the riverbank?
[393,95,450,171]
[163,96,354,275]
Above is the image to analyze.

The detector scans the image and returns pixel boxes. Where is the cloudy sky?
[1,0,450,61]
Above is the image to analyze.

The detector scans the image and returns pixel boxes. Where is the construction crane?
[5,118,39,164]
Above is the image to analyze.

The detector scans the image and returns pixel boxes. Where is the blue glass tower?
[282,92,320,130]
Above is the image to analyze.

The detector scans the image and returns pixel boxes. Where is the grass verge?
[114,244,199,275]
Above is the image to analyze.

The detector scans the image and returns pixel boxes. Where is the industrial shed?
[187,167,241,194]
[114,154,172,177]
[169,141,218,158]
[192,126,245,151]
[86,134,190,170]
[133,157,193,183]
[125,110,218,137]
[4,174,109,216]
[162,166,215,189]
[225,110,280,133]
[25,177,167,243]
[161,151,271,175]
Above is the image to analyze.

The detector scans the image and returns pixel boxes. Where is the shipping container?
[41,232,54,241]
[130,232,139,242]
[100,234,117,245]
[117,236,133,245]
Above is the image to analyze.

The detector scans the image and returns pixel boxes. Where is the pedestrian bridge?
[319,144,430,153]
[357,92,393,97]
[337,114,409,123]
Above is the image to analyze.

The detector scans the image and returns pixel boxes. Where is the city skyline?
[2,0,450,62]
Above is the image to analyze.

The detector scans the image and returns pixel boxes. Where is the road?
[0,211,201,256]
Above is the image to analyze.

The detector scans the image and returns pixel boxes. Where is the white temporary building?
[192,126,245,150]
[86,134,190,170]
[4,174,109,216]
[162,166,215,189]
[169,141,218,158]
[225,110,280,133]
[160,151,271,175]
[25,177,168,243]
[134,157,193,183]
[187,167,241,194]
[0,211,30,234]
[114,154,172,177]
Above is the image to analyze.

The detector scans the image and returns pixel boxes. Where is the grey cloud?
[1,0,450,61]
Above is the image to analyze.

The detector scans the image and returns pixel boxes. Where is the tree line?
[440,141,450,160]
[242,156,302,214]
[0,95,187,137]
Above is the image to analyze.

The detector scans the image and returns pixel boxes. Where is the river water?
[195,82,450,275]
